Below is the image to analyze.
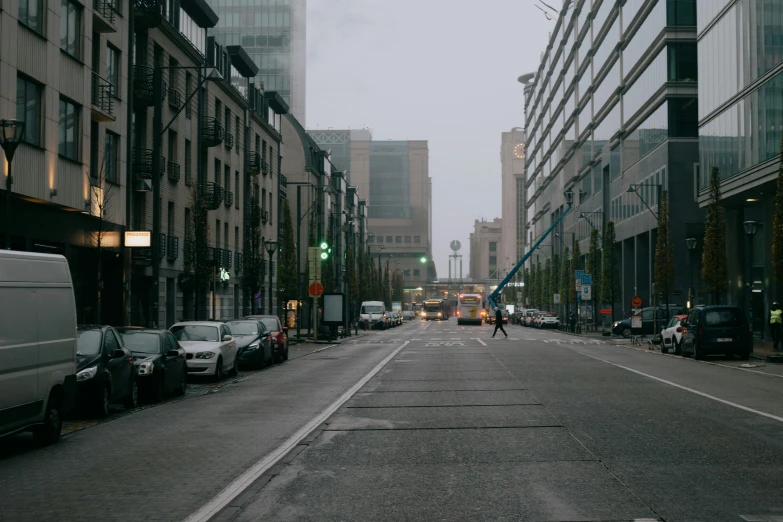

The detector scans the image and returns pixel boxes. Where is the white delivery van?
[0,250,77,445]
[360,301,388,330]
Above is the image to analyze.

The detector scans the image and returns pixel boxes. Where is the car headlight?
[195,351,216,359]
[437,312,442,317]
[247,342,260,351]
[137,362,154,375]
[613,322,619,327]
[76,366,98,382]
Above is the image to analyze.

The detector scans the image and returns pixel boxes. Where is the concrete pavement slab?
[374,369,512,380]
[326,404,559,430]
[362,378,526,392]
[346,390,539,407]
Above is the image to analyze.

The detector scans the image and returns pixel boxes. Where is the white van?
[360,301,388,330]
[0,250,77,444]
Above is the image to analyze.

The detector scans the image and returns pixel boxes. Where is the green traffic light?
[320,252,328,260]
[420,256,427,263]
[320,241,328,250]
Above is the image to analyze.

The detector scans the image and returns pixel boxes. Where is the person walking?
[770,301,782,351]
[492,307,507,338]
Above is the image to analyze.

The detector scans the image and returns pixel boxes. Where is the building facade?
[500,128,527,267]
[523,0,701,317]
[469,218,504,283]
[208,0,306,124]
[697,0,783,330]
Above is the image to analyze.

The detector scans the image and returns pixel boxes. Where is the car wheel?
[229,355,239,376]
[33,392,63,446]
[622,327,632,338]
[96,385,111,418]
[177,369,187,395]
[674,338,682,356]
[738,348,750,361]
[124,380,139,409]
[283,344,289,361]
[661,339,669,354]
[214,357,224,381]
[693,341,704,360]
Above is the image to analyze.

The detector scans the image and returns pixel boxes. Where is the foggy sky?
[306,0,553,277]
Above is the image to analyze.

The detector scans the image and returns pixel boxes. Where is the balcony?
[279,173,288,194]
[261,209,269,224]
[235,252,243,272]
[167,161,180,183]
[91,73,114,122]
[199,182,224,210]
[133,65,167,109]
[224,131,234,149]
[93,0,116,32]
[210,247,223,266]
[132,149,153,191]
[133,0,164,30]
[224,191,234,207]
[261,158,269,175]
[223,250,232,270]
[247,151,261,175]
[168,88,182,110]
[201,117,224,147]
[166,236,179,260]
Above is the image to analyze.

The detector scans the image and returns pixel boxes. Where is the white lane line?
[183,340,411,522]
[473,338,487,346]
[423,322,432,330]
[579,351,783,424]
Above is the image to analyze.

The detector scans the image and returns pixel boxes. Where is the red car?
[244,315,289,363]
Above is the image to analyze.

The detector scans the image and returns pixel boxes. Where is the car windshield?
[120,332,160,354]
[76,329,102,355]
[704,309,742,327]
[260,318,279,331]
[362,305,383,313]
[170,325,220,342]
[227,321,260,336]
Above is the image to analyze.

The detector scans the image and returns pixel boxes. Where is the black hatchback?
[226,320,274,369]
[680,306,750,360]
[116,328,188,402]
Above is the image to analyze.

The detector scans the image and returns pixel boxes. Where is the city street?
[2,320,783,521]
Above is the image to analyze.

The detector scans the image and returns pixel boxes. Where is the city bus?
[421,299,450,320]
[456,294,484,325]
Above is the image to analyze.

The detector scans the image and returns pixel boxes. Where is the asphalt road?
[2,319,783,521]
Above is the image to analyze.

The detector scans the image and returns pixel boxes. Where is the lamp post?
[625,183,662,219]
[686,237,697,308]
[1,119,26,250]
[264,239,278,317]
[744,221,758,339]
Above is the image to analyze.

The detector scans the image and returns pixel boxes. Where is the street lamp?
[686,237,697,308]
[744,221,758,338]
[264,239,278,316]
[1,119,26,249]
[626,183,662,219]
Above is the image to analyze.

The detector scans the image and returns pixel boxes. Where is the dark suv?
[680,306,750,360]
[611,306,686,338]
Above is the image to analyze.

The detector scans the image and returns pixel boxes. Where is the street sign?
[308,247,322,285]
[599,309,612,315]
[554,293,561,304]
[581,274,592,286]
[125,231,151,247]
[582,285,591,300]
[309,281,324,297]
[631,315,642,329]
[575,270,584,281]
[631,295,643,308]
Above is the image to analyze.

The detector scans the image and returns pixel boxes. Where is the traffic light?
[420,256,427,264]
[320,240,331,260]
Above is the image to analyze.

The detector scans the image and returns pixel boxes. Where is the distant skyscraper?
[209,0,307,124]
[500,128,526,270]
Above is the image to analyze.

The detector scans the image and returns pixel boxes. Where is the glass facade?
[369,142,411,219]
[623,48,666,122]
[622,0,665,74]
[623,101,668,169]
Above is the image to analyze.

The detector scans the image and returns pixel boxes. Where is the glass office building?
[698,0,783,324]
[523,0,700,316]
[208,0,307,124]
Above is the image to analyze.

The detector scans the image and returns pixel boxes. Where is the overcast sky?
[306,0,554,277]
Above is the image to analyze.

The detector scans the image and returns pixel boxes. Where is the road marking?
[579,352,783,424]
[183,340,411,522]
[473,338,487,346]
[423,322,432,330]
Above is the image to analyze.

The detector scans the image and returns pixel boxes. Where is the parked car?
[0,250,77,445]
[227,320,274,369]
[538,312,560,329]
[75,326,139,417]
[360,301,388,330]
[116,328,188,402]
[244,315,289,363]
[170,321,238,380]
[659,314,689,355]
[402,311,416,320]
[394,312,403,326]
[681,306,750,360]
[524,309,540,326]
[611,306,686,338]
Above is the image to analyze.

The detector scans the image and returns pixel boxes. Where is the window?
[414,236,421,244]
[214,159,221,184]
[268,192,272,224]
[103,330,120,354]
[216,219,221,247]
[224,222,229,250]
[58,99,79,160]
[185,73,192,118]
[489,256,497,266]
[235,171,240,208]
[105,132,119,183]
[395,236,402,243]
[107,45,120,97]
[386,236,392,243]
[235,116,240,154]
[16,76,41,145]
[404,269,411,276]
[224,165,230,195]
[667,0,696,26]
[184,139,192,185]
[375,236,382,243]
[19,0,44,33]
[185,208,191,240]
[413,269,420,277]
[167,202,175,237]
[60,0,81,58]
[405,236,411,243]
[489,242,497,252]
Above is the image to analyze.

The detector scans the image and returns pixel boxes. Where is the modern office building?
[697,0,783,328]
[309,130,435,288]
[208,0,307,124]
[500,128,527,267]
[523,0,701,317]
[469,218,505,283]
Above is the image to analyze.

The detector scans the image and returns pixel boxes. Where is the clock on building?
[513,143,526,159]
